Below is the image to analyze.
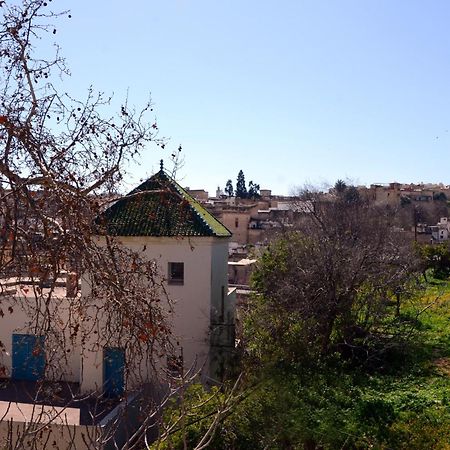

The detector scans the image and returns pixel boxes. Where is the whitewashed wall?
[0,290,81,383]
[80,236,230,393]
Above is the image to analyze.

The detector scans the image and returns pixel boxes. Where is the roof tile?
[96,170,231,238]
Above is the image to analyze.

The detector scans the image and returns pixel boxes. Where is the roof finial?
[160,159,164,171]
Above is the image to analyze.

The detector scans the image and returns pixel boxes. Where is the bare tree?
[246,187,421,365]
[0,1,179,448]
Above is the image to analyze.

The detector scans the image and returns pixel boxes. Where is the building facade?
[0,168,236,397]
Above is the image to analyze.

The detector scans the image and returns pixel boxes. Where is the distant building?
[430,217,450,242]
[186,188,209,201]
[363,182,450,207]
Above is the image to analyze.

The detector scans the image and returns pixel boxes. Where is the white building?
[431,217,450,242]
[0,167,236,439]
[82,168,236,392]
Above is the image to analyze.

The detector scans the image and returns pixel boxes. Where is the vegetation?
[152,276,450,449]
[225,179,234,197]
[433,192,447,202]
[247,180,260,199]
[0,2,175,447]
[247,191,418,359]
[235,170,248,198]
[153,196,450,450]
[225,170,260,199]
[333,179,361,204]
[417,243,450,280]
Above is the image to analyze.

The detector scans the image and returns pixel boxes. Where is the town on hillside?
[186,178,450,293]
[1,1,449,449]
[1,158,450,448]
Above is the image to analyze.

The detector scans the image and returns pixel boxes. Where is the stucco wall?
[220,212,250,245]
[0,291,81,383]
[0,420,100,450]
[80,236,230,393]
[0,235,231,394]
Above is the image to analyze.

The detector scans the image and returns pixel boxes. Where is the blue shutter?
[12,334,45,381]
[103,348,125,397]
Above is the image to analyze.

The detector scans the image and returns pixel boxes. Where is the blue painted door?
[103,348,125,397]
[12,334,45,381]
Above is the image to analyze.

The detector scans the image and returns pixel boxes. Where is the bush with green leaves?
[417,243,450,279]
[245,217,419,364]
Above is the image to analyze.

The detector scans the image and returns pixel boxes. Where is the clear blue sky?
[51,1,450,194]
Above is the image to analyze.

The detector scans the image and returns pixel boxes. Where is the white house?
[81,166,236,393]
[0,166,235,403]
[431,217,450,242]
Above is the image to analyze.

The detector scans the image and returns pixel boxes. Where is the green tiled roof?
[96,170,231,238]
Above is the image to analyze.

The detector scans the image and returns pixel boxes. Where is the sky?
[35,1,450,194]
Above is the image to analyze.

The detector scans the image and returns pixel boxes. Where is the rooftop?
[97,169,231,238]
[0,379,117,425]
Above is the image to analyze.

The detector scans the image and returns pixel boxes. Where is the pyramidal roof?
[96,169,231,238]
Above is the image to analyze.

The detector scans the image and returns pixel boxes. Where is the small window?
[168,262,184,284]
[235,218,239,228]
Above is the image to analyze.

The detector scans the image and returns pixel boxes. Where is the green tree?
[343,185,361,204]
[334,179,347,193]
[433,192,447,202]
[235,169,247,198]
[333,180,361,204]
[248,180,260,199]
[225,179,234,196]
[245,194,419,362]
[417,243,450,279]
[400,195,412,206]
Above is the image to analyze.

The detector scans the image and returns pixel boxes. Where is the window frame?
[168,262,184,285]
